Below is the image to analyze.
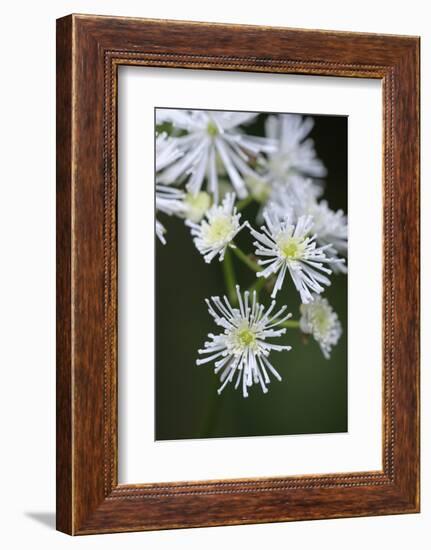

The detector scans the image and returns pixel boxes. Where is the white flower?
[157,109,276,201]
[156,220,167,245]
[254,175,323,227]
[155,184,185,215]
[266,183,347,272]
[156,109,194,129]
[155,184,185,244]
[187,193,247,263]
[305,199,348,274]
[306,200,347,255]
[300,296,342,359]
[155,132,183,172]
[269,176,323,216]
[269,181,347,257]
[197,286,292,397]
[261,114,327,185]
[250,210,344,303]
[155,133,185,244]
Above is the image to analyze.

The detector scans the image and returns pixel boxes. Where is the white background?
[0,1,428,549]
[119,68,382,483]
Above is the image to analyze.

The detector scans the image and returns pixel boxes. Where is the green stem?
[222,248,237,303]
[231,246,261,273]
[247,274,268,296]
[281,319,300,329]
[236,195,254,212]
[201,375,220,436]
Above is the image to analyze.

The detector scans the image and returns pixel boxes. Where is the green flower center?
[184,192,211,222]
[313,308,331,333]
[238,328,256,346]
[185,191,210,210]
[204,215,234,243]
[278,236,305,260]
[230,322,258,353]
[207,120,219,137]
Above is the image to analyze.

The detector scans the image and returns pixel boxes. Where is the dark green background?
[155,113,348,441]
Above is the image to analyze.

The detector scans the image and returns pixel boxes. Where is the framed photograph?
[56,14,420,535]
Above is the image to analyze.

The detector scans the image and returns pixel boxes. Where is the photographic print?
[155,108,348,441]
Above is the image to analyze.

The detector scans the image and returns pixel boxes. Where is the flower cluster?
[198,286,292,397]
[300,296,342,359]
[186,193,248,263]
[155,109,347,396]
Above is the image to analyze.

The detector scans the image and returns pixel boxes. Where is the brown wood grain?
[56,15,73,535]
[56,14,420,535]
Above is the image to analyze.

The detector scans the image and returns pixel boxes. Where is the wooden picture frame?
[56,14,420,535]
